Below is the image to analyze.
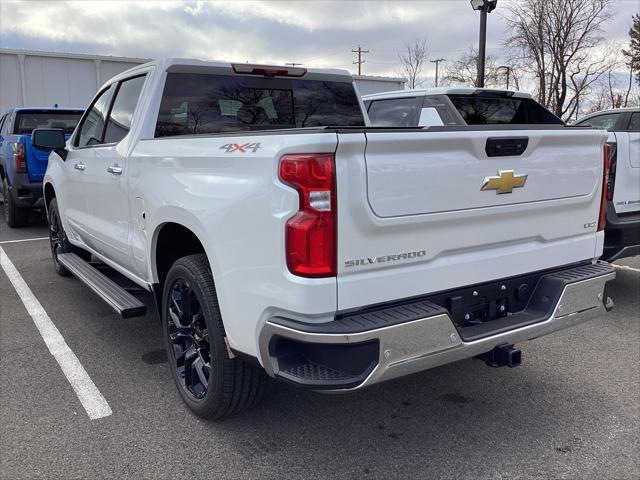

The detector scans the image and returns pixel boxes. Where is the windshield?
[14,112,83,135]
[155,73,365,137]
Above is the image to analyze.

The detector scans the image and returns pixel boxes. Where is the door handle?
[74,163,85,171]
[107,164,123,175]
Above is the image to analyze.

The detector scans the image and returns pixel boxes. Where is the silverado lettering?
[345,250,427,268]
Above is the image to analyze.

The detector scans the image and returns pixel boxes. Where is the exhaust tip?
[604,296,614,312]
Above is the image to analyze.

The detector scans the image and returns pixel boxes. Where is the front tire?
[48,198,73,276]
[3,178,29,228]
[162,254,267,419]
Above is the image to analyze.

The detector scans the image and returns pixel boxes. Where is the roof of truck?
[103,58,354,90]
[362,87,533,101]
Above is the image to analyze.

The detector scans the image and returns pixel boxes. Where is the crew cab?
[575,108,640,261]
[0,107,83,227]
[33,59,615,419]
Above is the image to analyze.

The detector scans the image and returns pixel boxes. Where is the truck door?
[82,74,147,271]
[62,84,117,243]
[611,111,640,215]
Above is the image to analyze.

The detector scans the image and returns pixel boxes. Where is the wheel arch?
[44,182,56,211]
[151,221,211,288]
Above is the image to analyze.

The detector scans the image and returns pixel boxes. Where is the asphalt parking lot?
[1,216,639,480]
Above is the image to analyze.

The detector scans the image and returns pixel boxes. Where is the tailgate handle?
[485,137,529,157]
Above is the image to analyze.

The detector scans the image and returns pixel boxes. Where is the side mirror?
[32,128,66,151]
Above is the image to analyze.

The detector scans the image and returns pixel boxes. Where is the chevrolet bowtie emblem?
[481,170,528,194]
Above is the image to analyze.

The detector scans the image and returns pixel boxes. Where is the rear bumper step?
[57,253,146,319]
[259,261,615,391]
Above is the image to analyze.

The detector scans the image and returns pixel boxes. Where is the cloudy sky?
[1,0,638,83]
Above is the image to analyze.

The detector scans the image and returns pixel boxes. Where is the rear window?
[14,111,83,135]
[155,73,365,137]
[367,95,461,127]
[367,97,423,127]
[448,95,563,125]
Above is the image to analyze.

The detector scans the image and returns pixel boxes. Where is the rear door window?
[367,97,423,127]
[627,112,640,132]
[448,95,563,125]
[155,73,364,137]
[575,113,622,131]
[1,113,15,136]
[104,75,146,144]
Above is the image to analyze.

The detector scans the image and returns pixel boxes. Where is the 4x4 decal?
[220,143,262,153]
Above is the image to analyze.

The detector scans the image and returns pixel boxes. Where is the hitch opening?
[478,343,522,368]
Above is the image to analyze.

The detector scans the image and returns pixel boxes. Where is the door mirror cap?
[32,128,66,151]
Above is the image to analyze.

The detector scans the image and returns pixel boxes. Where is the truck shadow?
[205,270,638,478]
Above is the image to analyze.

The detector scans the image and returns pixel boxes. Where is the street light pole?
[499,65,511,89]
[470,0,497,88]
[431,58,446,87]
[477,7,488,87]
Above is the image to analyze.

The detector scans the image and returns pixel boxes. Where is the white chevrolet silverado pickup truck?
[32,59,616,419]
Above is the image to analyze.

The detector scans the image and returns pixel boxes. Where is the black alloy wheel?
[166,278,212,400]
[162,254,267,419]
[48,198,70,276]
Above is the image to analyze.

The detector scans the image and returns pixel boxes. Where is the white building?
[0,48,405,112]
[0,49,148,112]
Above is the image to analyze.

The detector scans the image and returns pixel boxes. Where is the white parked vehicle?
[574,108,640,261]
[362,88,563,128]
[33,60,615,419]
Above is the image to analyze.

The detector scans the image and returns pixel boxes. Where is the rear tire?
[163,254,267,419]
[3,178,29,228]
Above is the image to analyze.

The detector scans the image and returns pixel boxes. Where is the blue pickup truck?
[0,108,83,227]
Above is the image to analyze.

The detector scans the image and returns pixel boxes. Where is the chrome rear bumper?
[259,263,615,391]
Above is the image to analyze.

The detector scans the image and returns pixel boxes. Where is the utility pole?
[431,58,446,87]
[285,62,303,67]
[351,45,369,75]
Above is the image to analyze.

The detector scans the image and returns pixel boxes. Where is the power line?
[430,58,446,87]
[351,45,369,75]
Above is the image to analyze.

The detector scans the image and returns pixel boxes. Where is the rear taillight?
[13,142,27,173]
[280,154,336,278]
[605,143,616,202]
[598,143,612,231]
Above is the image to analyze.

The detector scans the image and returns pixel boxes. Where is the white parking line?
[0,246,112,420]
[614,264,640,273]
[0,237,49,245]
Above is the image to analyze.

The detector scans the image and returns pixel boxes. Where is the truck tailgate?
[335,128,608,311]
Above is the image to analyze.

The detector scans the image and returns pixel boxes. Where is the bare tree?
[605,44,634,109]
[504,0,613,120]
[398,38,428,89]
[622,14,640,86]
[441,47,502,88]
